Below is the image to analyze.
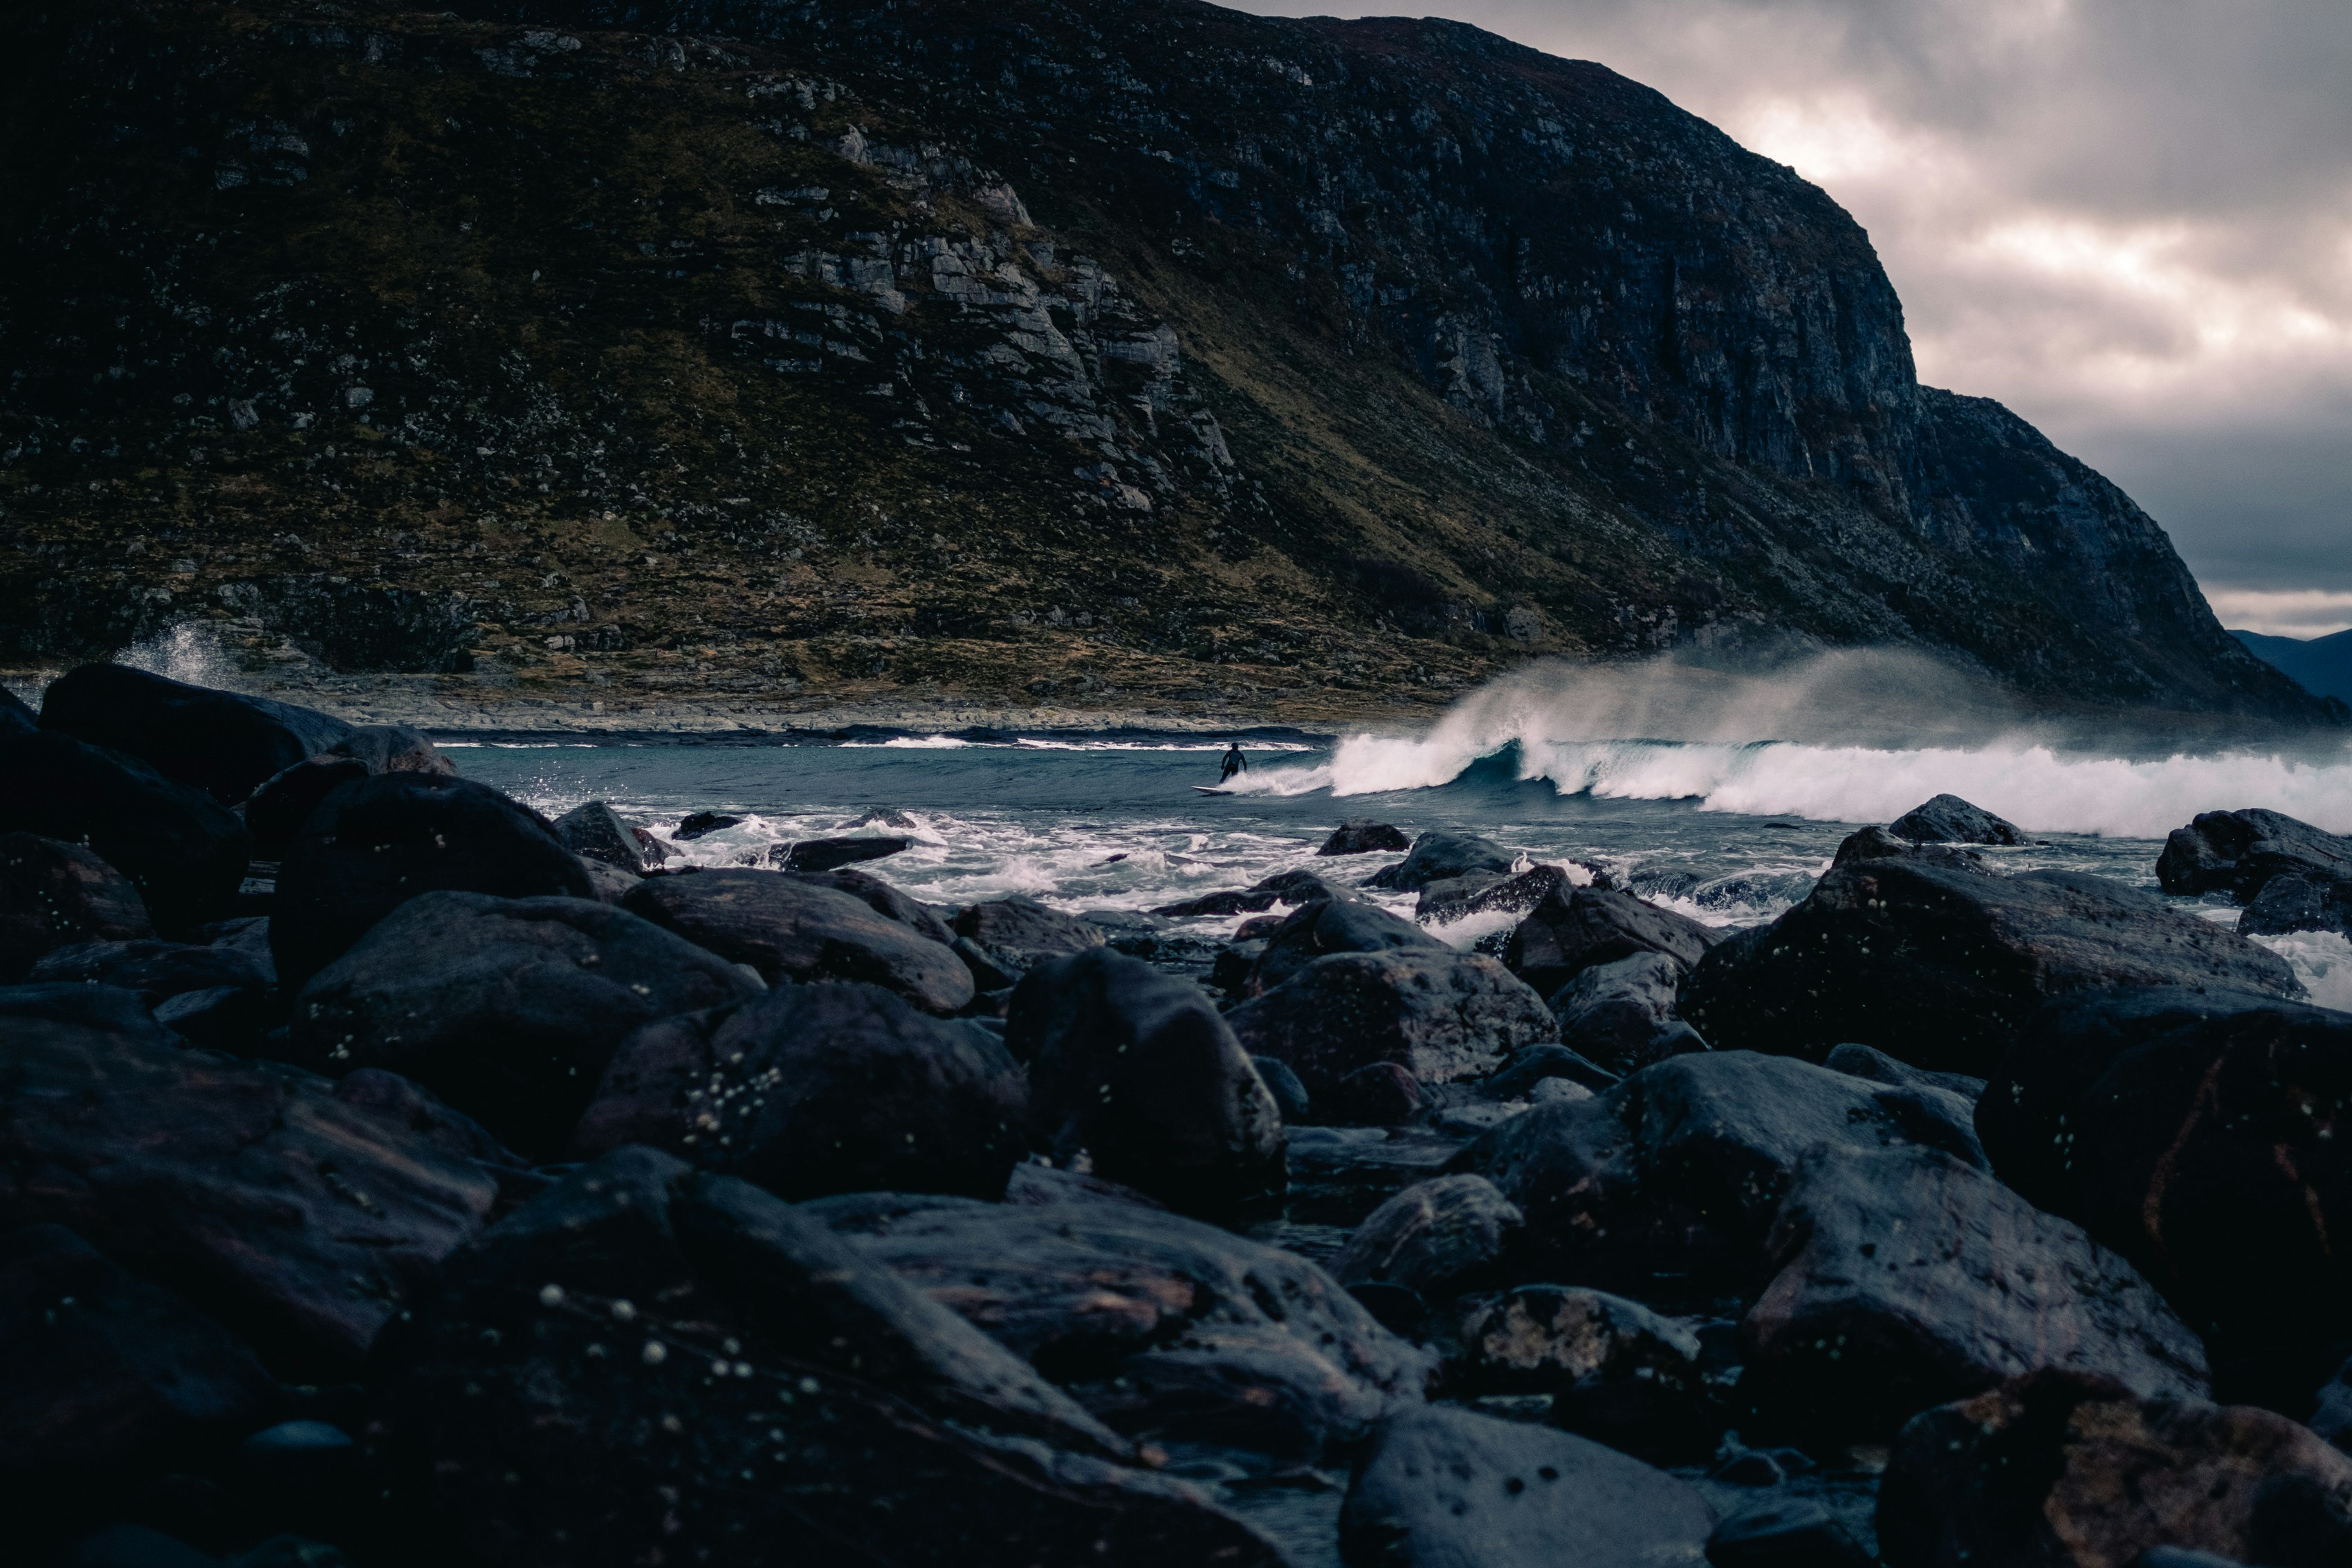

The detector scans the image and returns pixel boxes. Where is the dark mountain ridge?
[0,0,2330,725]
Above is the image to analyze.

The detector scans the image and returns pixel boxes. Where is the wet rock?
[672,810,742,840]
[1246,897,1444,994]
[1213,938,1269,996]
[1681,858,2302,1076]
[270,773,592,995]
[0,983,500,1371]
[787,865,957,945]
[1326,1174,1523,1312]
[1889,793,2025,845]
[1821,1041,1987,1101]
[37,664,356,808]
[1832,823,1984,869]
[1229,948,1556,1104]
[2156,808,2352,900]
[1251,1054,1312,1121]
[1707,1500,1875,1567]
[288,891,760,1157]
[1330,1061,1427,1125]
[1484,1042,1623,1097]
[1010,949,1285,1215]
[811,1185,1433,1461]
[31,937,273,1004]
[774,833,909,873]
[1452,1284,1719,1460]
[1364,829,1517,892]
[1151,866,1343,918]
[241,757,369,857]
[1548,950,1697,1073]
[1976,988,2352,1408]
[0,831,154,980]
[621,867,971,1013]
[950,894,1105,981]
[1319,819,1412,856]
[1458,1051,1988,1297]
[551,800,647,871]
[1339,1403,1716,1568]
[1502,885,1726,999]
[1740,1143,2208,1446]
[573,854,639,903]
[1416,863,1568,925]
[2239,869,2352,938]
[371,1150,1279,1567]
[1878,1370,2352,1568]
[576,981,1027,1201]
[0,731,250,938]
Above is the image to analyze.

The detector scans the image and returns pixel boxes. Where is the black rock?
[1889,793,2025,845]
[30,937,273,1004]
[0,730,250,938]
[672,810,742,840]
[578,981,1028,1201]
[287,890,762,1157]
[1739,1143,2209,1446]
[787,865,957,945]
[0,831,154,980]
[950,894,1105,981]
[240,757,370,858]
[1339,1403,1715,1568]
[1453,1284,1720,1459]
[1329,1060,1428,1125]
[2156,808,2352,899]
[2239,869,2352,938]
[1229,948,1557,1103]
[776,833,910,873]
[1832,822,1985,869]
[1151,865,1343,918]
[270,773,593,995]
[1708,1500,1875,1567]
[1364,829,1518,892]
[1502,885,1726,999]
[1976,988,2352,1408]
[1246,896,1444,994]
[1682,858,2302,1076]
[573,854,641,905]
[621,867,973,1013]
[550,800,648,871]
[1213,938,1269,996]
[1484,1043,1623,1098]
[1821,1041,1987,1101]
[1416,863,1569,925]
[1010,949,1285,1215]
[1319,819,1412,856]
[1548,950,1696,1073]
[37,663,356,807]
[1251,1054,1312,1121]
[1325,1174,1524,1311]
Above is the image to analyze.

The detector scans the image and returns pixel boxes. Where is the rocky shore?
[7,667,2352,1567]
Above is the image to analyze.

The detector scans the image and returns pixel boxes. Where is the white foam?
[2254,931,2352,1014]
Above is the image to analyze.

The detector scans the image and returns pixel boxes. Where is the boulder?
[2239,869,2352,938]
[37,664,357,807]
[1325,1174,1523,1316]
[1739,1144,2209,1446]
[1889,793,2026,845]
[1151,866,1343,918]
[1251,1055,1312,1121]
[270,774,592,995]
[0,730,249,937]
[1976,988,2352,1408]
[574,855,639,904]
[673,810,742,840]
[1833,823,1984,869]
[1416,863,1569,925]
[1548,950,1696,1073]
[369,1149,1280,1568]
[1228,948,1556,1104]
[773,833,908,872]
[30,937,273,1004]
[288,892,761,1157]
[2156,808,2352,900]
[619,867,971,1013]
[1009,950,1285,1215]
[0,984,502,1371]
[950,895,1105,979]
[1246,897,1445,994]
[1319,819,1412,856]
[549,800,647,871]
[1364,829,1518,892]
[786,865,957,944]
[576,981,1027,1201]
[1330,1060,1427,1125]
[1501,886,1725,999]
[0,832,154,980]
[1822,1041,1987,1101]
[1879,1370,2352,1568]
[1483,1042,1623,1098]
[811,1186,1433,1461]
[241,757,370,857]
[1339,1403,1716,1568]
[1451,1284,1719,1459]
[1457,1051,1987,1296]
[1681,859,2302,1076]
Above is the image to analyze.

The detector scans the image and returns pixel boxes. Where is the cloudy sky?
[1236,0,2352,636]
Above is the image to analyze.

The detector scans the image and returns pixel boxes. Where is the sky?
[1232,0,2352,636]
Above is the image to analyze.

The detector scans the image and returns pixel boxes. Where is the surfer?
[1219,742,1247,783]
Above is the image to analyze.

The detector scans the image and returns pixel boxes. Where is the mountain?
[2232,627,2352,705]
[0,0,2330,726]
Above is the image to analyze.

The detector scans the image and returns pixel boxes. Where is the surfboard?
[1193,785,1232,795]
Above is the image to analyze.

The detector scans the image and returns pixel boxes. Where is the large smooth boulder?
[549,800,646,871]
[1740,1144,2209,1446]
[289,892,760,1157]
[1880,1370,2352,1568]
[1977,988,2352,1408]
[775,833,909,872]
[1501,885,1725,999]
[1152,866,1343,918]
[2156,808,2352,900]
[1457,1051,1987,1295]
[811,1186,1434,1461]
[270,774,592,995]
[0,984,502,1371]
[2240,869,2352,938]
[1890,793,2025,845]
[1365,829,1517,892]
[950,895,1105,980]
[1245,897,1444,995]
[621,867,971,1013]
[1010,950,1285,1215]
[1451,1284,1719,1459]
[1548,950,1696,1073]
[370,1149,1279,1568]
[788,865,957,945]
[37,664,356,807]
[244,728,455,855]
[1325,1174,1525,1316]
[0,832,153,980]
[1681,859,2302,1076]
[1339,1403,1716,1568]
[0,731,249,937]
[576,981,1027,1201]
[1415,863,1569,925]
[1229,948,1556,1105]
[1319,819,1411,856]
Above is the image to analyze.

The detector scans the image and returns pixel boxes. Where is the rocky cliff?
[0,0,2328,724]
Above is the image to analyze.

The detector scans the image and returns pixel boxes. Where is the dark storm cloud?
[1231,0,2352,622]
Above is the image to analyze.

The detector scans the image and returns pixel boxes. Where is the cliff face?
[0,0,2325,723]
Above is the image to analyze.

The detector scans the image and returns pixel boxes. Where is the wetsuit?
[1220,746,1246,782]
